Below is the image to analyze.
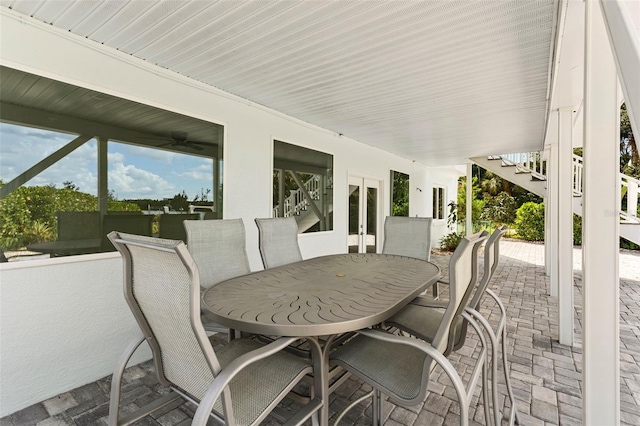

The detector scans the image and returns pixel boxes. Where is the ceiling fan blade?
[186,142,205,151]
[189,140,218,147]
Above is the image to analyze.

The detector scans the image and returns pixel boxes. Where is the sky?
[0,122,215,201]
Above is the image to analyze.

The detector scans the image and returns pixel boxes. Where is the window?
[390,170,409,216]
[433,186,445,220]
[0,66,223,260]
[273,140,333,233]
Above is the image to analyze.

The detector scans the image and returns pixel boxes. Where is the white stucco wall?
[0,253,152,416]
[0,10,461,416]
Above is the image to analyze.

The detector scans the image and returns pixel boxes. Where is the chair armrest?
[355,329,468,403]
[192,336,309,426]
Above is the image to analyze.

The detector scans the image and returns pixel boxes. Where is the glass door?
[348,176,381,253]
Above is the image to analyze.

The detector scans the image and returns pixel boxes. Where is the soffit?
[1,0,558,166]
[0,66,222,155]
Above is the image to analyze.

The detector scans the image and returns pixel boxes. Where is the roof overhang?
[1,0,562,166]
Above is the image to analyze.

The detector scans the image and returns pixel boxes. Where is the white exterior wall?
[0,12,460,416]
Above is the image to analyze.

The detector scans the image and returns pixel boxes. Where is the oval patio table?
[202,253,442,426]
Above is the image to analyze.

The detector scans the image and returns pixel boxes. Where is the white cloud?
[109,161,176,199]
[173,163,213,181]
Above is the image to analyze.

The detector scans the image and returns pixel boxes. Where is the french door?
[348,176,381,253]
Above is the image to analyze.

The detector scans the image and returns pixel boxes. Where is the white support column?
[548,143,559,297]
[582,1,620,423]
[466,163,472,236]
[558,109,574,346]
[545,194,550,276]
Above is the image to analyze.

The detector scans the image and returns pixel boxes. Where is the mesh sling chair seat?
[330,233,489,426]
[183,219,252,336]
[255,217,303,269]
[107,232,321,426]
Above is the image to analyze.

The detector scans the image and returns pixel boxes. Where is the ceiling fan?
[144,131,216,151]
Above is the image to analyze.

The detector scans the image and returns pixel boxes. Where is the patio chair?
[381,216,436,296]
[57,211,101,241]
[184,219,251,336]
[255,217,302,269]
[388,226,519,425]
[330,232,489,426]
[464,226,520,425]
[101,214,153,252]
[107,231,321,426]
[159,213,200,241]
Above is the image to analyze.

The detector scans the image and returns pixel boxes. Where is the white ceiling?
[0,0,559,166]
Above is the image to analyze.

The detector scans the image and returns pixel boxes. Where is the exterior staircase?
[273,175,332,232]
[471,152,640,245]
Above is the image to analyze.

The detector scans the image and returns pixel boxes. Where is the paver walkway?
[2,240,639,425]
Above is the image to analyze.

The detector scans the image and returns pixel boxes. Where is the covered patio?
[2,239,639,425]
[1,1,639,424]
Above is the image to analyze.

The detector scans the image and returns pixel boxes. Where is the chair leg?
[501,322,520,425]
[462,310,493,426]
[108,333,182,426]
[332,390,373,426]
[486,289,520,425]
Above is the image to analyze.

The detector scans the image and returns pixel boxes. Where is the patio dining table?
[201,253,442,426]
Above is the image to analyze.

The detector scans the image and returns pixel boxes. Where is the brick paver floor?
[2,240,639,425]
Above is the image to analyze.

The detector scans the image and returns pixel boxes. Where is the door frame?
[348,174,383,253]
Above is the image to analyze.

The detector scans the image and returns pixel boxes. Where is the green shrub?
[573,214,582,245]
[514,202,545,241]
[440,232,463,252]
[481,191,517,225]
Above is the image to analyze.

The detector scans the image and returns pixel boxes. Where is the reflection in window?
[433,186,445,220]
[0,122,222,260]
[273,141,333,233]
[390,170,409,216]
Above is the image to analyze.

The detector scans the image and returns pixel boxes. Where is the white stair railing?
[492,152,639,223]
[621,174,640,221]
[572,154,583,195]
[273,175,321,218]
[500,152,547,180]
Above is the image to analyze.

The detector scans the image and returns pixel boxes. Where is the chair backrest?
[108,231,222,400]
[57,211,101,240]
[159,213,200,241]
[183,219,251,289]
[469,226,508,311]
[382,216,433,261]
[431,232,487,355]
[450,226,507,352]
[101,215,153,251]
[255,217,302,269]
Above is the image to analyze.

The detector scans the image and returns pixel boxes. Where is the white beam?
[582,1,621,424]
[0,134,92,199]
[558,108,574,346]
[600,0,640,140]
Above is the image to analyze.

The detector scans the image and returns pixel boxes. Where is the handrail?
[273,174,321,218]
[492,152,639,223]
[500,152,547,180]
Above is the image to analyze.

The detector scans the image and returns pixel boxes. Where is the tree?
[63,181,79,191]
[621,103,637,165]
[169,190,189,211]
[481,192,517,225]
